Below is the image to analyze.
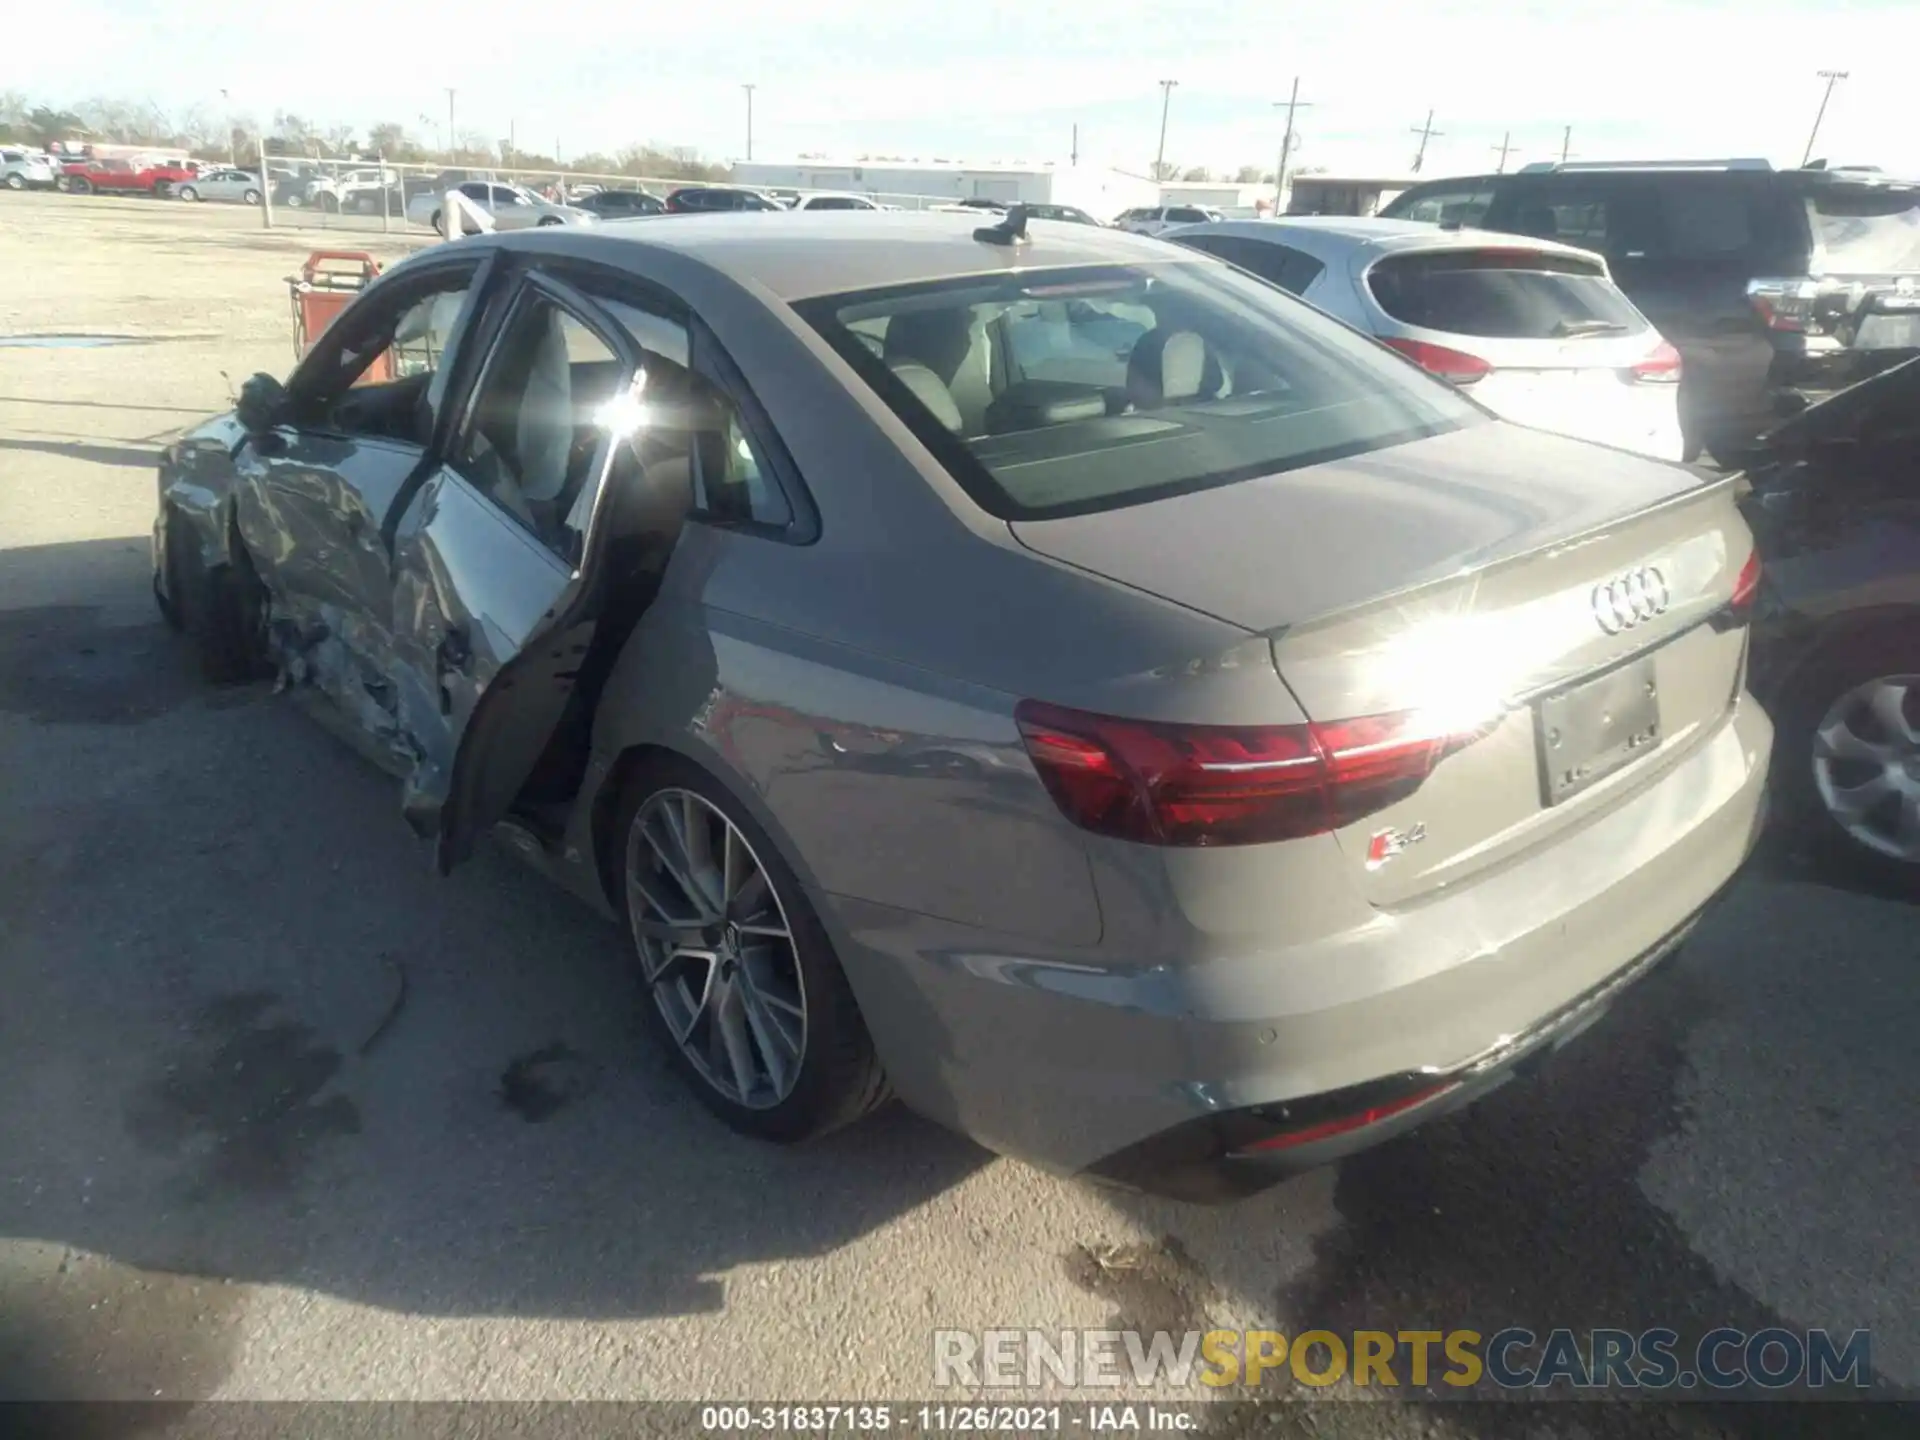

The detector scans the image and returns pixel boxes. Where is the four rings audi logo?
[1592,566,1671,633]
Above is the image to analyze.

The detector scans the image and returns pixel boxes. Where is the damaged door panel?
[225,258,495,757]
[381,274,652,870]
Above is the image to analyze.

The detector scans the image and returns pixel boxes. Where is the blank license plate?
[1536,655,1661,805]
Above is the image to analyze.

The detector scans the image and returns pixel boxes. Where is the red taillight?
[1382,336,1491,385]
[1729,549,1761,613]
[1234,1080,1460,1154]
[1014,701,1476,847]
[1628,341,1682,384]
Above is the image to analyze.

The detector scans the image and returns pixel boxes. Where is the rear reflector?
[1233,1080,1460,1154]
[1729,549,1762,613]
[1628,341,1683,383]
[1382,336,1491,385]
[1015,701,1485,847]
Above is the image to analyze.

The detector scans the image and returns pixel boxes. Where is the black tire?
[318,192,339,212]
[428,209,443,235]
[176,185,198,202]
[4,173,25,191]
[167,514,270,684]
[614,753,891,1142]
[536,215,564,226]
[243,189,261,206]
[1771,623,1920,892]
[70,177,92,195]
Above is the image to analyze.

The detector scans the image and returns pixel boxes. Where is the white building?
[727,158,1159,219]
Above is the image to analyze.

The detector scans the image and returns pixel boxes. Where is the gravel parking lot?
[1,192,1915,1436]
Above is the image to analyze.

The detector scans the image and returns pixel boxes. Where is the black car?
[575,188,666,218]
[664,185,784,214]
[1739,356,1920,884]
[1021,203,1102,226]
[1381,159,1920,467]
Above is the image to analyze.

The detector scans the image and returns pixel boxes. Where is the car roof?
[530,209,1196,301]
[1186,215,1607,266]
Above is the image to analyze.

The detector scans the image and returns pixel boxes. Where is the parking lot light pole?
[1155,79,1177,182]
[220,88,236,170]
[1803,70,1849,165]
[256,131,273,230]
[743,84,756,162]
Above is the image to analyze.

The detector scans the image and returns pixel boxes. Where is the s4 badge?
[1366,822,1428,869]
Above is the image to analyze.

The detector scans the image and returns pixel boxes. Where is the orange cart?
[287,250,386,381]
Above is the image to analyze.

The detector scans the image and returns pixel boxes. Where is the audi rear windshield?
[795,262,1481,520]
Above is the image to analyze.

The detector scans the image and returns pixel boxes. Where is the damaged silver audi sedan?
[155,210,1773,1199]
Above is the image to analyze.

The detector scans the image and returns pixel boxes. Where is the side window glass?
[1396,187,1494,226]
[696,404,791,527]
[452,293,624,561]
[1654,182,1755,260]
[288,269,479,437]
[1514,180,1657,259]
[459,182,490,201]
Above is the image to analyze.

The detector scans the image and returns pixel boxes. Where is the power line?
[1491,130,1518,174]
[1410,110,1442,173]
[1560,125,1575,165]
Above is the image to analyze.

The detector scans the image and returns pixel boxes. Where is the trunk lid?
[1008,423,1704,634]
[1010,424,1754,906]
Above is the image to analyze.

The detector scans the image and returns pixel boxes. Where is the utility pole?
[1560,125,1575,164]
[742,84,756,162]
[220,88,236,169]
[1154,79,1178,182]
[1492,131,1517,174]
[507,118,516,164]
[445,88,456,158]
[1071,123,1078,167]
[1410,110,1441,174]
[1273,77,1314,212]
[1803,69,1849,165]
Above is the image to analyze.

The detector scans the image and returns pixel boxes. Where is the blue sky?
[6,0,1917,177]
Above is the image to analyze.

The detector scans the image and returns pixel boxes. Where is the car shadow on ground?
[0,537,991,1403]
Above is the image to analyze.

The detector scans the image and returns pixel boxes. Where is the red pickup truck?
[58,156,197,197]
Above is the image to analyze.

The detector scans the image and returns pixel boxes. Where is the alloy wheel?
[625,788,808,1108]
[1811,674,1920,863]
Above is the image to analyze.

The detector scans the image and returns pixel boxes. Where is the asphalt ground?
[1,191,1915,1437]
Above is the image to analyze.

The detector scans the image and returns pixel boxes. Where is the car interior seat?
[1125,329,1226,409]
[883,308,992,433]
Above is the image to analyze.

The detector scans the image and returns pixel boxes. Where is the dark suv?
[664,185,784,214]
[1381,159,1920,465]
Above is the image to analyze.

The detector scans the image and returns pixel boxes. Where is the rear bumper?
[1081,886,1734,1202]
[821,699,1772,1199]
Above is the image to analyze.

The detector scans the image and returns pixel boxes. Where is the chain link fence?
[179,155,972,235]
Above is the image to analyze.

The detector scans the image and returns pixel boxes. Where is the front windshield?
[796,260,1482,519]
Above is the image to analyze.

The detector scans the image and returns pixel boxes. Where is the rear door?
[382,269,649,868]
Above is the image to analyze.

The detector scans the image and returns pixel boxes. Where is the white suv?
[2,149,59,191]
[1113,204,1223,236]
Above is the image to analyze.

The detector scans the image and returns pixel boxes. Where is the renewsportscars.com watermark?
[933,1327,1873,1392]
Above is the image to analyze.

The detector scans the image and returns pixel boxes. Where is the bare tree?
[1179,165,1215,181]
[1233,163,1264,184]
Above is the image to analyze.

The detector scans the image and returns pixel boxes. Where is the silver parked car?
[405,180,596,234]
[154,212,1770,1199]
[1169,217,1687,462]
[174,168,264,205]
